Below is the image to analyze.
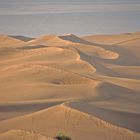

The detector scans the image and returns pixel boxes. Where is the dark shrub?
[55,134,71,140]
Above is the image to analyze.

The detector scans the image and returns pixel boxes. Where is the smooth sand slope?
[0,32,140,140]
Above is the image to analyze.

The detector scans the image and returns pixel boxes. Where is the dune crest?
[28,34,73,46]
[0,34,25,48]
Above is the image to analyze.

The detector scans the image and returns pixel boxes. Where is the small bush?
[55,133,71,140]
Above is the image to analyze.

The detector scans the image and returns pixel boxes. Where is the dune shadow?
[17,45,48,50]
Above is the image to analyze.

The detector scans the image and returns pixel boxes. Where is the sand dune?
[83,32,140,45]
[0,103,139,140]
[0,32,140,140]
[0,34,25,48]
[0,129,53,140]
[59,34,93,45]
[27,35,73,46]
[66,101,140,132]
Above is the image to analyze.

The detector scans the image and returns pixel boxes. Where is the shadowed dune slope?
[10,35,34,42]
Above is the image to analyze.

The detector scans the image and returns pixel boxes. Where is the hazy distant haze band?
[0,1,140,15]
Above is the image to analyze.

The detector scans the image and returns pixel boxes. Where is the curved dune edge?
[73,43,119,60]
[0,46,96,75]
[0,34,119,60]
[26,34,119,60]
[0,62,98,85]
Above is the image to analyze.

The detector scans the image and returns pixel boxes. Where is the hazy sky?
[0,0,140,36]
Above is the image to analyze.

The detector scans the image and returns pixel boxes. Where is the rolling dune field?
[0,32,140,140]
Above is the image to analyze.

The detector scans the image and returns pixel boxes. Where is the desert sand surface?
[0,32,140,140]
